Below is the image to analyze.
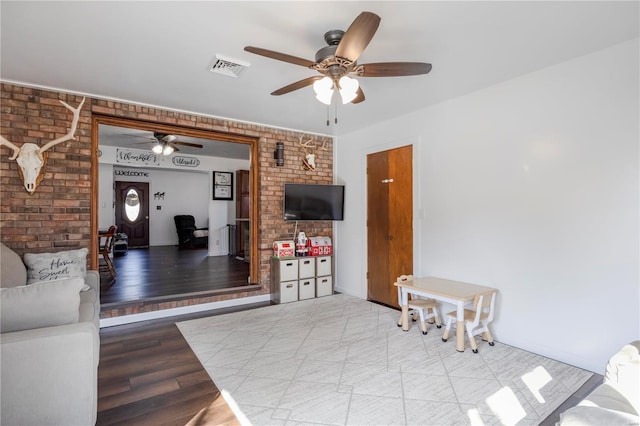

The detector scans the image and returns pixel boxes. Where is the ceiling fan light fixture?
[313,76,334,105]
[162,144,175,155]
[338,76,359,104]
[152,143,164,154]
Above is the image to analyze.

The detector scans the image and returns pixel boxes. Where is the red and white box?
[308,236,332,256]
[273,240,295,258]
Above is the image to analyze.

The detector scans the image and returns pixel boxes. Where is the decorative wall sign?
[172,156,200,167]
[114,169,150,178]
[213,171,233,200]
[115,148,159,166]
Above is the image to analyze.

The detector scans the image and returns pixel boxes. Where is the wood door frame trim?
[90,114,260,283]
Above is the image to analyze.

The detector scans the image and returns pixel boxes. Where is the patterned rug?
[178,294,592,425]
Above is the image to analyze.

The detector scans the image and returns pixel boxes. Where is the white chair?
[442,290,496,353]
[395,275,441,335]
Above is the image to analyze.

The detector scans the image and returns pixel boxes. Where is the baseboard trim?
[99,294,271,328]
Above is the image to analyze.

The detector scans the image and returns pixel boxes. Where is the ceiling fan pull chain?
[335,101,338,124]
[326,105,330,126]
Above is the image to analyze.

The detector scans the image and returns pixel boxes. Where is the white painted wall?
[335,39,639,373]
[98,146,249,250]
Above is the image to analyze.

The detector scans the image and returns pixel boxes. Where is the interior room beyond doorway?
[95,118,257,310]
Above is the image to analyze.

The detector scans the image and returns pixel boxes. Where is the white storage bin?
[317,276,333,297]
[316,256,332,276]
[299,278,316,300]
[280,281,298,303]
[279,259,299,282]
[299,258,315,278]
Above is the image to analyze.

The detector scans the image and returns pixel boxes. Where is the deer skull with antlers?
[299,136,328,171]
[1,97,85,194]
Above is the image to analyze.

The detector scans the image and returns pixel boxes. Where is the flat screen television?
[283,183,344,221]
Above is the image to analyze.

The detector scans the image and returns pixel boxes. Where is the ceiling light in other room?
[162,144,174,155]
[152,143,164,154]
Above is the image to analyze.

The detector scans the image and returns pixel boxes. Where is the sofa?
[559,340,639,425]
[0,242,100,426]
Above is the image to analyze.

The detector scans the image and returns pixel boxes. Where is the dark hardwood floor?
[97,311,243,425]
[100,246,250,305]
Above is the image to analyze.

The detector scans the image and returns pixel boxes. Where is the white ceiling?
[98,125,251,159]
[2,1,638,141]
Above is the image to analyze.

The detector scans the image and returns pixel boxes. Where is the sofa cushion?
[0,243,27,288]
[23,248,88,285]
[0,277,84,333]
[79,287,98,326]
[605,340,640,414]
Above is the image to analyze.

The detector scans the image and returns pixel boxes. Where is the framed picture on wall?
[213,171,233,200]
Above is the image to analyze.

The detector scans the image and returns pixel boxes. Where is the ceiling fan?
[133,132,204,155]
[244,11,432,105]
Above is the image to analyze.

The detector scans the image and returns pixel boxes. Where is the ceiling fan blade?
[335,12,381,63]
[359,62,432,77]
[173,141,203,149]
[271,76,323,96]
[351,87,365,104]
[244,46,316,68]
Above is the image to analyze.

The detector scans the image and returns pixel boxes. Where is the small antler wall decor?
[299,136,328,171]
[0,97,85,194]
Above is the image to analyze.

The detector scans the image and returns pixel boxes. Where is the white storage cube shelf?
[299,258,315,278]
[317,256,332,276]
[317,276,333,297]
[299,278,315,300]
[280,281,298,303]
[279,259,298,281]
[270,256,333,304]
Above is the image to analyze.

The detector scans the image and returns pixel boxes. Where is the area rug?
[178,294,592,426]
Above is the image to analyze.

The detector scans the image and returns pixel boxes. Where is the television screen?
[284,183,344,221]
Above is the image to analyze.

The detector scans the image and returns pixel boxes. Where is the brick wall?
[1,83,334,316]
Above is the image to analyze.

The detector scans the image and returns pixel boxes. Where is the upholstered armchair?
[174,215,208,249]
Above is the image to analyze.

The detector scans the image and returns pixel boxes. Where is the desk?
[394,277,496,352]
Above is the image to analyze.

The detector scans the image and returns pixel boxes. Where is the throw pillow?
[0,277,84,333]
[23,248,88,284]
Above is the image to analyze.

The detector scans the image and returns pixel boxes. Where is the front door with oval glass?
[115,181,150,248]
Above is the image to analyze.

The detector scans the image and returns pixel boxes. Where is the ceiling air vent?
[209,54,250,78]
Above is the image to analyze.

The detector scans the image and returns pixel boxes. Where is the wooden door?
[115,181,150,248]
[367,145,413,307]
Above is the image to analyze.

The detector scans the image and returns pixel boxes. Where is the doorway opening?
[91,115,259,309]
